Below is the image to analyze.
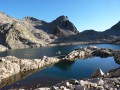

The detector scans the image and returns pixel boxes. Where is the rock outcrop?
[64,46,115,61]
[0,56,60,87]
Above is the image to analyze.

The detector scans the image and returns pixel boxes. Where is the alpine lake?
[0,44,120,89]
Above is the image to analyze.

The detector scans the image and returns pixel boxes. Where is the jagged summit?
[23,15,79,35]
[54,15,69,22]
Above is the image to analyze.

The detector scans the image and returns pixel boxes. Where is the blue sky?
[0,0,120,32]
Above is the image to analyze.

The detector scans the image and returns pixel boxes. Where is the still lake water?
[0,44,120,89]
[0,44,120,59]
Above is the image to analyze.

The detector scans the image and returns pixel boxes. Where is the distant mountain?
[54,25,120,44]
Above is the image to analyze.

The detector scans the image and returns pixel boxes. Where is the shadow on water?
[0,69,64,90]
[0,70,40,90]
[54,60,75,71]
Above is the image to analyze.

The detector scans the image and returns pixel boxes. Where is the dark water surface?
[0,44,120,89]
[0,44,120,59]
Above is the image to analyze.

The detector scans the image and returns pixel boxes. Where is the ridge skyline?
[0,11,119,33]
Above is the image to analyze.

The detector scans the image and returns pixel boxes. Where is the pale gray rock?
[0,44,8,52]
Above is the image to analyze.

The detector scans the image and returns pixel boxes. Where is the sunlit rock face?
[0,12,52,49]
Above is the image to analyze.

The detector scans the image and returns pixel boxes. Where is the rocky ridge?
[1,11,120,49]
[53,21,120,45]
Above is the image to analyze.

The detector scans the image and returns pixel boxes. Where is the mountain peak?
[55,15,69,22]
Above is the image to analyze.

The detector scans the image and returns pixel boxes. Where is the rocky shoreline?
[0,46,120,89]
[19,67,120,90]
